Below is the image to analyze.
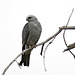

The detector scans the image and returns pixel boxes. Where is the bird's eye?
[28,17,32,19]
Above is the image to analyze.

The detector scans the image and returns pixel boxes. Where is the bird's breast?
[27,22,41,46]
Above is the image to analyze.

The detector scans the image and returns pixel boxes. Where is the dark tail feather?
[19,44,32,66]
[24,53,30,66]
[19,52,31,67]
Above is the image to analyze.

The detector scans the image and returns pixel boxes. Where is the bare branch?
[63,8,74,46]
[43,37,56,71]
[2,26,75,75]
[63,8,75,57]
[15,59,21,69]
[60,26,75,29]
[63,42,75,52]
[2,47,32,75]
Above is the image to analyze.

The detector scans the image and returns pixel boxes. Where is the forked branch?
[2,8,75,75]
[2,26,75,75]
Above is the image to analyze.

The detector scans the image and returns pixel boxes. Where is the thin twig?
[63,42,75,52]
[63,8,74,46]
[15,59,21,69]
[63,8,75,57]
[43,37,56,71]
[43,42,50,71]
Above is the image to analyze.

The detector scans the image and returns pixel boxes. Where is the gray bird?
[19,15,42,66]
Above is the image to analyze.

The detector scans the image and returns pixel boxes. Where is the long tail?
[19,53,31,66]
[19,45,31,66]
[24,53,30,66]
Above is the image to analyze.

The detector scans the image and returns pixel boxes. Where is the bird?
[19,15,42,67]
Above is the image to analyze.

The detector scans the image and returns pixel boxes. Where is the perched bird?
[19,15,42,66]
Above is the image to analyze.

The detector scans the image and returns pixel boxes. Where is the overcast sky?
[0,0,75,75]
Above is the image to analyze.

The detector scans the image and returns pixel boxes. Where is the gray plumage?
[19,15,42,66]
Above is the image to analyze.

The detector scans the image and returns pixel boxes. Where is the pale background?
[0,0,75,75]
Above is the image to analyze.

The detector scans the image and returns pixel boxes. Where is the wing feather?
[22,23,29,50]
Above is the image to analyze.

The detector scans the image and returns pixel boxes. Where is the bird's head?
[26,15,38,22]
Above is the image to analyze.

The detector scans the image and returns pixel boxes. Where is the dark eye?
[28,17,32,19]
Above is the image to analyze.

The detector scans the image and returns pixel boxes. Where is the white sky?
[0,0,75,75]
